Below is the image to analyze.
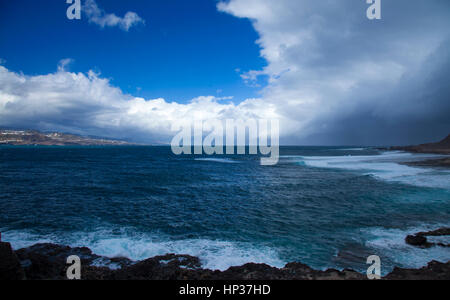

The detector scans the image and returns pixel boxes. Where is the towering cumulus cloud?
[0,65,279,142]
[218,0,450,145]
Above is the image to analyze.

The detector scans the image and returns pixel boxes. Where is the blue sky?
[0,0,266,103]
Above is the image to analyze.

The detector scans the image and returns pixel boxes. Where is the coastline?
[401,158,450,168]
[388,134,450,162]
[0,129,133,146]
[1,240,449,280]
[383,134,450,168]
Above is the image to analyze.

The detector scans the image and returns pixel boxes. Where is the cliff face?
[391,134,450,154]
[0,130,130,146]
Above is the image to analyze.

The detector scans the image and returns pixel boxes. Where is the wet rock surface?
[1,242,449,280]
[405,228,450,248]
[385,261,450,280]
[405,235,431,248]
[0,242,26,280]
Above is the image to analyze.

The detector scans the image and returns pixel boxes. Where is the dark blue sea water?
[1,146,449,274]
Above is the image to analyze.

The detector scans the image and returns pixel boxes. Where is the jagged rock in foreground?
[385,261,450,280]
[405,235,430,247]
[15,243,132,280]
[0,242,26,280]
[1,242,449,280]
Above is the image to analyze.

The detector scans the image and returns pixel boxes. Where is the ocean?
[0,146,449,274]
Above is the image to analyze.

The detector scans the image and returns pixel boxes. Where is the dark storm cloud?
[220,0,450,145]
[298,37,450,146]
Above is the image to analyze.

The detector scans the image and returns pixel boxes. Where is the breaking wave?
[283,152,450,189]
[362,225,450,270]
[1,229,285,271]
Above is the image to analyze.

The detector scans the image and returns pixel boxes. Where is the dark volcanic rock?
[405,228,450,248]
[385,261,450,280]
[15,243,132,280]
[0,242,26,280]
[283,262,365,280]
[416,228,450,237]
[1,243,449,280]
[111,254,202,280]
[15,243,97,280]
[405,235,429,247]
[212,263,286,280]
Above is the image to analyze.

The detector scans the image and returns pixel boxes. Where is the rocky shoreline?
[390,134,450,155]
[384,134,450,168]
[405,228,450,248]
[401,158,450,168]
[1,240,449,280]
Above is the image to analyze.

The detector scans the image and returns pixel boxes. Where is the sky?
[0,0,449,145]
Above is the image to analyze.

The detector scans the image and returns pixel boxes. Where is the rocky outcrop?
[1,242,449,280]
[15,243,132,280]
[405,228,450,248]
[0,242,26,280]
[405,235,430,247]
[392,135,450,168]
[416,228,450,237]
[391,134,450,154]
[385,261,450,280]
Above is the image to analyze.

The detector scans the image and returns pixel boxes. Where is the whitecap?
[195,158,240,164]
[362,225,450,270]
[335,148,366,151]
[292,152,450,189]
[2,229,285,271]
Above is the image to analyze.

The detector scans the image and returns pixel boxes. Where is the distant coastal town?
[0,129,131,146]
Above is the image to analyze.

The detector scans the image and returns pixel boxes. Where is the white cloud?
[84,0,145,31]
[0,65,281,142]
[57,58,74,72]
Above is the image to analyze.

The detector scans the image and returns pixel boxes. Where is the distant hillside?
[0,130,132,146]
[391,134,450,154]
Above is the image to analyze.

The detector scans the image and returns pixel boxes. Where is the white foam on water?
[285,152,450,189]
[335,148,366,151]
[195,158,240,164]
[84,237,284,271]
[1,229,285,271]
[91,257,122,270]
[362,226,450,270]
[1,230,55,249]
